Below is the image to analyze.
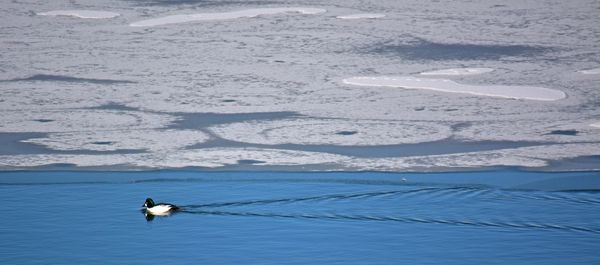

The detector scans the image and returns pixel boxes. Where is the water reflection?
[142,209,177,222]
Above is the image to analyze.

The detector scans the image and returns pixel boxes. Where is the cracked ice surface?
[2,0,600,171]
[209,119,452,145]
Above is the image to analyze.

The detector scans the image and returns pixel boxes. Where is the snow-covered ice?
[419,68,494,76]
[37,10,120,19]
[0,110,175,133]
[345,143,600,171]
[130,7,326,27]
[2,0,600,171]
[336,13,385,19]
[342,76,566,101]
[150,148,348,168]
[0,148,348,169]
[209,118,452,146]
[22,129,209,152]
[454,120,600,143]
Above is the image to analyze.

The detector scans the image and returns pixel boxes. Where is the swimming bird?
[142,198,180,215]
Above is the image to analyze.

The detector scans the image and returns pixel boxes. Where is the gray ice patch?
[1,74,136,84]
[368,39,552,60]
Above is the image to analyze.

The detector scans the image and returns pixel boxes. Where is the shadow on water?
[142,210,180,222]
[545,130,579,136]
[368,39,552,60]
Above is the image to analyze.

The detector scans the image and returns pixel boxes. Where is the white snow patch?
[342,76,566,101]
[419,68,494,76]
[336,13,385,19]
[21,129,209,152]
[37,10,120,19]
[579,68,600,75]
[130,7,326,27]
[591,122,600,128]
[209,119,452,146]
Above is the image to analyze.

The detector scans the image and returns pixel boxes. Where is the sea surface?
[1,170,599,265]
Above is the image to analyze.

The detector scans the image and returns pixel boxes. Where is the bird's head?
[143,198,155,208]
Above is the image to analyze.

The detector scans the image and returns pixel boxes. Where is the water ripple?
[180,186,600,210]
[183,210,600,234]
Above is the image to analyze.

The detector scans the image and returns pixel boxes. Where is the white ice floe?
[144,148,348,168]
[209,119,452,146]
[336,13,385,19]
[419,68,494,76]
[342,76,566,101]
[0,148,348,169]
[579,68,600,75]
[0,110,175,133]
[591,122,600,128]
[130,7,326,27]
[37,10,120,19]
[21,129,209,152]
[2,143,599,171]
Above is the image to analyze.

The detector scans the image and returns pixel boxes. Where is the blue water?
[1,170,599,264]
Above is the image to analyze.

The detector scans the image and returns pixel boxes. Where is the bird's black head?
[144,198,155,208]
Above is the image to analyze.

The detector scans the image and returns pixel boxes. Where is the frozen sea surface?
[1,170,600,265]
[1,0,600,171]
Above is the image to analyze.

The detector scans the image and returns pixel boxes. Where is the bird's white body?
[143,198,179,217]
[145,204,176,215]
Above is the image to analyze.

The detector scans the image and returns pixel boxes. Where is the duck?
[142,198,180,216]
